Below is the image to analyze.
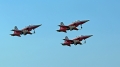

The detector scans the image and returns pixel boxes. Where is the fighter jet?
[10,24,42,37]
[57,20,89,33]
[61,36,82,47]
[61,35,93,46]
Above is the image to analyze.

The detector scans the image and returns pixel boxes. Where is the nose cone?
[77,20,90,24]
[37,24,42,27]
[34,24,42,27]
[86,35,93,37]
[83,20,90,22]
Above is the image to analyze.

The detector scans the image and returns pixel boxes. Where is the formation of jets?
[57,20,93,46]
[10,20,93,47]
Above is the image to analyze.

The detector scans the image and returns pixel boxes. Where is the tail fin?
[60,22,64,26]
[58,22,64,26]
[63,36,69,40]
[14,26,18,30]
[11,26,19,31]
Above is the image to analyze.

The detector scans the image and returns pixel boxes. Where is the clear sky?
[0,0,120,67]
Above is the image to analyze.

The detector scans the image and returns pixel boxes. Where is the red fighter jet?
[61,35,93,47]
[10,24,42,37]
[56,20,89,33]
[61,36,82,47]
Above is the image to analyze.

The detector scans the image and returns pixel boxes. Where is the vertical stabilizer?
[11,26,19,31]
[58,22,64,26]
[63,36,69,40]
[14,26,18,30]
[60,22,64,26]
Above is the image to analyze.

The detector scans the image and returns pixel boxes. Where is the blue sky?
[0,0,120,67]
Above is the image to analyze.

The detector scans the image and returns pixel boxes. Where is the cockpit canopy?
[74,20,80,22]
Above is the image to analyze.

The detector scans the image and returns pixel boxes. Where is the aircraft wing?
[60,25,69,28]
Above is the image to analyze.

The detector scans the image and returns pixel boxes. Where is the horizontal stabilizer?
[11,29,21,32]
[56,30,61,32]
[61,43,65,45]
[10,34,14,36]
